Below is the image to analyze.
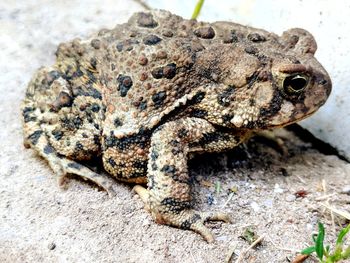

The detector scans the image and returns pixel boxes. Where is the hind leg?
[25,129,116,196]
[22,66,116,196]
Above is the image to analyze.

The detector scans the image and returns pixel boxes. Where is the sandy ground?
[1,1,349,262]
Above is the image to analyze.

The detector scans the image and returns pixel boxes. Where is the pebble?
[274,184,284,193]
[341,185,350,195]
[216,235,229,242]
[250,201,261,212]
[285,194,296,202]
[263,199,273,207]
[48,242,56,250]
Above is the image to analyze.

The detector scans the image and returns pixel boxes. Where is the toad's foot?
[134,185,230,242]
[254,130,288,156]
[57,158,117,197]
[134,117,239,242]
[23,124,116,197]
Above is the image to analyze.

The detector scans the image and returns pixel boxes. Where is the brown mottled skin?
[22,10,331,242]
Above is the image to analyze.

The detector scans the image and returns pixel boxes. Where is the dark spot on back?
[223,30,239,44]
[162,30,174,37]
[161,165,176,175]
[90,39,101,49]
[139,100,147,111]
[217,86,235,106]
[247,33,266,42]
[44,144,54,154]
[93,135,100,145]
[245,46,259,55]
[72,86,102,99]
[190,109,208,118]
[75,142,84,151]
[249,98,256,106]
[150,150,159,161]
[52,130,63,140]
[152,91,167,107]
[28,130,43,145]
[178,128,188,139]
[222,114,234,123]
[116,39,139,52]
[116,42,123,52]
[117,75,133,97]
[151,162,158,171]
[137,12,158,28]
[162,63,177,79]
[114,118,123,127]
[151,67,163,79]
[143,35,162,45]
[190,91,206,105]
[71,68,84,79]
[194,27,215,39]
[47,70,61,85]
[22,107,36,123]
[52,91,73,112]
[73,117,83,128]
[108,157,116,167]
[91,103,100,112]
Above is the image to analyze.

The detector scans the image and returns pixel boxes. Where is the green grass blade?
[336,224,350,245]
[301,246,316,255]
[315,222,325,259]
[191,0,205,19]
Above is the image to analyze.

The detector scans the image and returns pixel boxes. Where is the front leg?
[134,117,245,242]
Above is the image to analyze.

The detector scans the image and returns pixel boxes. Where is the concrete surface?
[1,1,349,263]
[145,0,350,159]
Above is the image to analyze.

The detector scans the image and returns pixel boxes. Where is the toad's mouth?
[264,110,316,130]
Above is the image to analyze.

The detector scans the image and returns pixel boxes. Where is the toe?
[101,181,117,197]
[133,185,151,211]
[191,222,214,243]
[201,211,231,223]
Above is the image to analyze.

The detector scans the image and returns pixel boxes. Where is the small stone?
[250,201,260,212]
[273,184,284,193]
[341,185,350,195]
[142,217,151,227]
[263,199,273,207]
[207,194,214,205]
[48,242,56,250]
[216,235,229,242]
[285,194,296,202]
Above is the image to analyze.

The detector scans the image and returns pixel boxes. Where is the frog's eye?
[282,74,309,95]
